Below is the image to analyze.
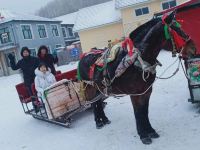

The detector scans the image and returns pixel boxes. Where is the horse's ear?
[164,11,176,24]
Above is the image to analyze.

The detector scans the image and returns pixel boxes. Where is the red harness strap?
[122,38,134,56]
[170,29,186,50]
[162,14,186,50]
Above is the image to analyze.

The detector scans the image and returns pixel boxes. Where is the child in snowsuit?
[34,63,56,118]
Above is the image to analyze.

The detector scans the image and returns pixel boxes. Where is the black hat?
[20,47,31,57]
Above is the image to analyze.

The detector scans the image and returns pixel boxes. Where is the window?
[37,25,47,38]
[74,32,79,38]
[68,27,74,37]
[29,48,36,56]
[51,25,59,37]
[21,25,33,39]
[0,27,11,44]
[47,46,52,54]
[55,44,62,48]
[61,27,67,37]
[135,7,149,16]
[162,0,177,10]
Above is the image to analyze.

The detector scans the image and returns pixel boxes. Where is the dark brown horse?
[79,12,196,144]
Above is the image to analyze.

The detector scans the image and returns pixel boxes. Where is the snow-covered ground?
[0,51,200,150]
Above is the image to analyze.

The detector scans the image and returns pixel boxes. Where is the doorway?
[0,53,4,76]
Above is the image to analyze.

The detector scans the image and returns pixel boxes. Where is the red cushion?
[56,70,62,75]
[55,69,77,81]
[15,83,32,103]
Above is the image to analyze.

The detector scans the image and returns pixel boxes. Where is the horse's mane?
[129,18,161,48]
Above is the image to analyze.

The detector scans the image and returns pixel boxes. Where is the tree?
[36,0,111,18]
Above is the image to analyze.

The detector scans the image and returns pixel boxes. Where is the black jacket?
[10,56,40,86]
[38,54,58,75]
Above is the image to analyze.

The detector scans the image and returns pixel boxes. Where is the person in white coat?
[34,63,56,118]
[35,63,56,99]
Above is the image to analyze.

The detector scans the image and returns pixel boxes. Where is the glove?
[8,54,15,60]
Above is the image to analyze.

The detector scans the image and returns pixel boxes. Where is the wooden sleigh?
[15,69,107,128]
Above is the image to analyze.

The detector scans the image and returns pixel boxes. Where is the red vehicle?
[158,0,200,103]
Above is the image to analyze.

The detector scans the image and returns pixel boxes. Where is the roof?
[54,12,78,25]
[0,9,60,24]
[115,0,151,9]
[74,1,122,32]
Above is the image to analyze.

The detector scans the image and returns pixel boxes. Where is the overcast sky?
[0,0,53,14]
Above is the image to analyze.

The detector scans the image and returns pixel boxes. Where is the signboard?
[187,58,200,85]
[70,48,79,57]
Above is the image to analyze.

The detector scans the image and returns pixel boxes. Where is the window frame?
[135,6,150,16]
[50,24,60,37]
[55,44,62,48]
[0,27,12,44]
[29,48,37,57]
[161,0,177,10]
[37,24,48,39]
[61,27,67,38]
[67,27,74,37]
[20,24,34,40]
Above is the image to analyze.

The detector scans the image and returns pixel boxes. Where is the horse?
[78,12,196,144]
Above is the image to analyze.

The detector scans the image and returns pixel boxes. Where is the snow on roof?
[74,1,122,32]
[54,12,78,25]
[115,0,151,9]
[0,9,60,24]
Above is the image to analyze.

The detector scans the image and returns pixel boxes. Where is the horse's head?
[162,11,196,58]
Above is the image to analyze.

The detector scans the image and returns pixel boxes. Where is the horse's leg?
[92,100,110,129]
[92,101,104,129]
[143,93,159,138]
[130,89,154,144]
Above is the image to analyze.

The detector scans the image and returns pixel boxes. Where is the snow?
[0,9,59,24]
[54,12,78,25]
[74,1,122,32]
[115,0,150,9]
[1,51,200,150]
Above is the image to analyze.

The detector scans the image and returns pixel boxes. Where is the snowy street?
[0,51,200,150]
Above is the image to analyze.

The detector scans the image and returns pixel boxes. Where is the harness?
[79,14,189,97]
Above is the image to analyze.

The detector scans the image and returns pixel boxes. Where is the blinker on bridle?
[162,13,185,57]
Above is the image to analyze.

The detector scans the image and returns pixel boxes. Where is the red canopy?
[158,0,200,54]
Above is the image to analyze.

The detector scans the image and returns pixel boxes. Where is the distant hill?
[36,0,111,18]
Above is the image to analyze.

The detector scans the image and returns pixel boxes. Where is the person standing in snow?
[8,47,40,111]
[37,45,58,75]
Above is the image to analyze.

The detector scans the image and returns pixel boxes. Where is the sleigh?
[15,69,107,127]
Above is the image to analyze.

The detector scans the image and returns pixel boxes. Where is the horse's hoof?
[96,121,104,129]
[148,132,160,139]
[141,137,152,145]
[103,119,111,125]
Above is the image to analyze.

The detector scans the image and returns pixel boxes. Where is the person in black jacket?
[8,47,40,112]
[37,45,58,75]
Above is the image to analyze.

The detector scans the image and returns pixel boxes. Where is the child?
[35,63,56,99]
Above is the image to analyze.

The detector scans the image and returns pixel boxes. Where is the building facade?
[74,0,188,52]
[55,12,80,46]
[0,10,65,76]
